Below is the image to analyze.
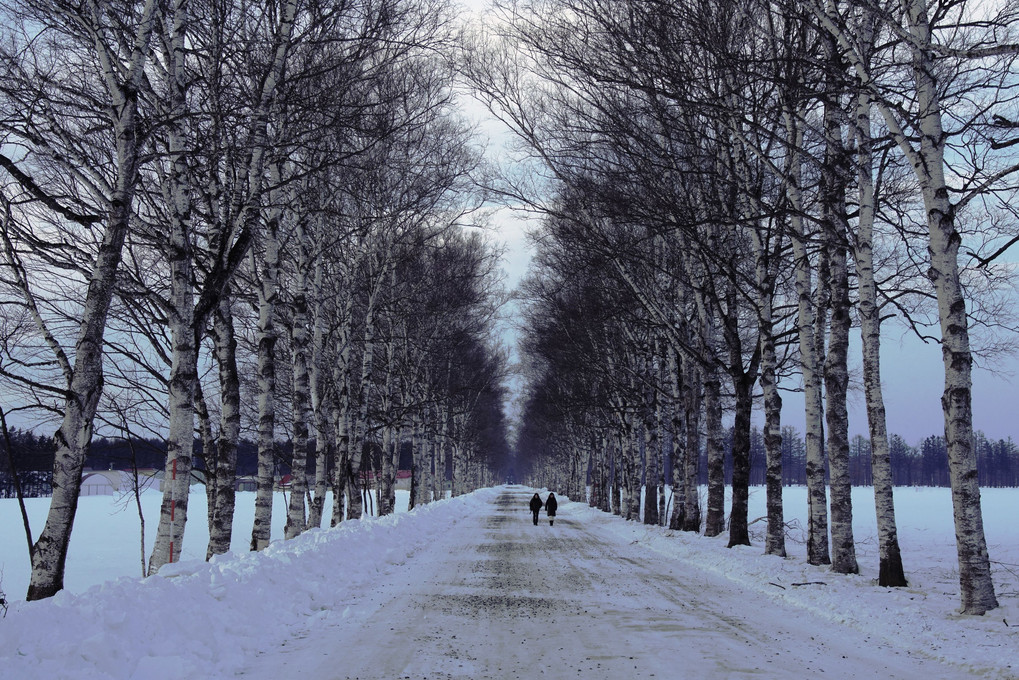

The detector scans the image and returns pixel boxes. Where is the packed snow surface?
[1,485,1017,679]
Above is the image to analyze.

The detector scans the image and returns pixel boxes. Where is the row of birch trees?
[0,0,509,601]
[469,0,1019,615]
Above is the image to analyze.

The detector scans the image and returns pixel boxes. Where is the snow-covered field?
[0,485,1016,678]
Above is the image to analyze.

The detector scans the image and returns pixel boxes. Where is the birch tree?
[808,0,1019,616]
[0,0,159,600]
[848,4,907,586]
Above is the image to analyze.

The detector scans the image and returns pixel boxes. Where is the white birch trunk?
[378,334,398,513]
[655,353,667,526]
[596,435,607,511]
[307,256,331,530]
[610,432,622,516]
[250,205,281,551]
[727,358,755,548]
[642,354,660,526]
[380,425,396,513]
[329,300,354,527]
[417,402,434,506]
[452,412,468,498]
[196,384,216,537]
[702,362,725,538]
[426,422,439,505]
[820,62,859,575]
[284,223,312,540]
[898,0,996,614]
[682,356,702,533]
[436,403,450,503]
[347,304,377,520]
[753,226,786,557]
[852,65,907,586]
[331,397,349,526]
[409,414,423,510]
[785,107,830,565]
[149,0,197,573]
[207,297,240,559]
[620,427,633,521]
[666,344,689,531]
[27,0,158,600]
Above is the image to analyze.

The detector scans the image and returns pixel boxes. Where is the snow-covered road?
[238,487,973,679]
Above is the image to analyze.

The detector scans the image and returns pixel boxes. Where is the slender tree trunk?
[380,425,396,513]
[682,359,702,533]
[825,237,857,573]
[410,414,424,510]
[852,66,907,586]
[419,405,435,506]
[438,400,451,502]
[330,304,353,526]
[667,347,687,531]
[250,213,280,551]
[610,432,621,516]
[307,395,332,530]
[821,63,858,575]
[196,384,217,537]
[755,253,786,556]
[656,390,666,526]
[643,365,660,526]
[450,427,462,498]
[728,372,754,548]
[452,411,470,498]
[348,301,379,520]
[331,402,349,526]
[426,414,439,504]
[148,0,197,576]
[786,108,830,566]
[285,238,312,539]
[443,408,456,500]
[307,255,331,530]
[703,365,725,537]
[207,296,240,559]
[148,229,197,574]
[596,434,610,512]
[623,421,639,520]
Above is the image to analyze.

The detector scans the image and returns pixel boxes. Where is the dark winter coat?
[529,494,543,513]
[545,493,558,516]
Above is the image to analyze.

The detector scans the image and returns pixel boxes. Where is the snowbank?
[592,485,1019,678]
[0,489,498,680]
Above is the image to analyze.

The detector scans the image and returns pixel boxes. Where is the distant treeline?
[727,426,1019,489]
[0,429,252,498]
[5,426,1018,498]
[0,428,419,498]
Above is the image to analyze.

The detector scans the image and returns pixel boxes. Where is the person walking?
[529,492,543,526]
[545,492,558,526]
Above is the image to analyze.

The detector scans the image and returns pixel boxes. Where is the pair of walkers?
[529,492,557,526]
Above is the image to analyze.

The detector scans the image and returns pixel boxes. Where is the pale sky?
[775,330,1019,445]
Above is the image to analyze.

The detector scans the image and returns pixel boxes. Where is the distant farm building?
[79,469,160,497]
